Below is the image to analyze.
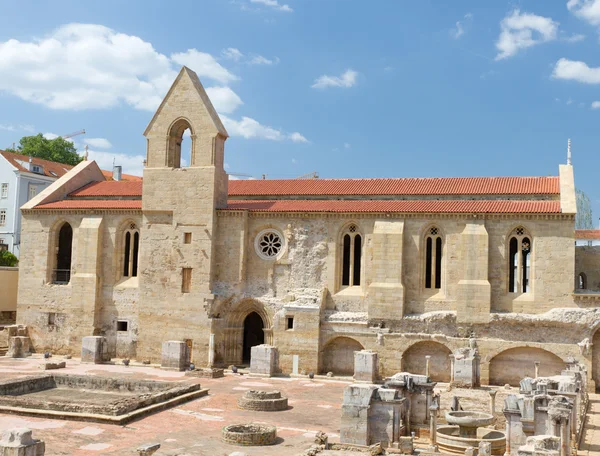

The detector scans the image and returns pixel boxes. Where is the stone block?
[161,341,189,371]
[354,350,379,383]
[452,347,480,388]
[398,436,413,454]
[81,336,109,364]
[0,428,45,456]
[250,345,279,376]
[517,435,560,456]
[7,337,31,358]
[136,443,160,456]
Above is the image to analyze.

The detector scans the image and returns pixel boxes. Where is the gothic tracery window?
[508,226,531,293]
[341,224,362,287]
[424,226,443,289]
[123,223,140,278]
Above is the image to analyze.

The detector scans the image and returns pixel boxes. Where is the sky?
[0,0,599,220]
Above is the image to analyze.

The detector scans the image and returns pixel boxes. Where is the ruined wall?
[575,246,600,291]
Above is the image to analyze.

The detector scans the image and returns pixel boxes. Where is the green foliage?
[576,189,594,230]
[0,250,18,267]
[6,133,82,166]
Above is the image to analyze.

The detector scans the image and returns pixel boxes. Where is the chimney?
[28,155,33,172]
[113,165,122,181]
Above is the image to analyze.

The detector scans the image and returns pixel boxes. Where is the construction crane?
[296,171,319,179]
[228,172,253,179]
[61,129,86,139]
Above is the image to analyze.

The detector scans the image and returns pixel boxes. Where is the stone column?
[449,354,455,383]
[428,405,438,451]
[504,418,511,456]
[559,418,568,456]
[489,390,497,415]
[534,361,540,379]
[425,355,431,378]
[208,334,215,367]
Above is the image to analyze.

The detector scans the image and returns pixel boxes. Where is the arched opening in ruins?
[167,118,193,168]
[242,311,265,364]
[54,222,73,284]
[401,341,452,382]
[489,347,564,386]
[320,337,364,375]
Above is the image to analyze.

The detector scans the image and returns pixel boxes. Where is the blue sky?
[0,0,599,220]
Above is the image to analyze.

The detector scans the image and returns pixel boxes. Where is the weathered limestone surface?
[81,336,109,364]
[354,350,379,383]
[0,428,45,456]
[7,337,30,358]
[161,341,189,371]
[250,345,279,376]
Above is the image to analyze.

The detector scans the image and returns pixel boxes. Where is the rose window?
[255,229,285,260]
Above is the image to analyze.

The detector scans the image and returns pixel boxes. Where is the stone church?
[15,67,600,390]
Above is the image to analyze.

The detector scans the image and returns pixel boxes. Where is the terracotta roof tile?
[575,230,600,240]
[228,177,560,197]
[100,170,142,182]
[223,200,561,214]
[70,181,142,197]
[35,200,141,210]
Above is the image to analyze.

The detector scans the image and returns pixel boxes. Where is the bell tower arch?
[137,66,229,362]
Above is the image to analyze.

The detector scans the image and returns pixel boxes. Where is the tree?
[576,189,594,230]
[6,134,82,166]
[0,250,18,267]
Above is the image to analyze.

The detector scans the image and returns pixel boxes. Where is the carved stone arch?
[165,117,195,168]
[401,340,451,382]
[338,221,364,289]
[488,346,565,386]
[320,336,365,375]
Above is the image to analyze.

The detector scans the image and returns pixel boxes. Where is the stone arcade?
[13,66,600,392]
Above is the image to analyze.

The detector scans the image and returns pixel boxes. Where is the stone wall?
[0,267,18,312]
[575,245,600,291]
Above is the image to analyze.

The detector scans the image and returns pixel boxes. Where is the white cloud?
[592,101,600,109]
[291,158,297,164]
[0,124,34,133]
[222,47,244,62]
[495,9,558,60]
[552,58,600,84]
[84,149,144,176]
[84,138,112,149]
[567,97,574,105]
[205,86,243,114]
[248,55,278,65]
[171,49,237,84]
[311,69,358,89]
[562,33,586,42]
[0,23,304,143]
[289,132,308,143]
[567,0,600,26]
[250,0,293,12]
[451,13,473,39]
[344,143,351,149]
[43,133,59,140]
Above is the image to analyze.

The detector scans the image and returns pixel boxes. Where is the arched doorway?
[489,347,565,386]
[243,312,264,364]
[321,337,364,375]
[55,222,73,283]
[402,341,452,382]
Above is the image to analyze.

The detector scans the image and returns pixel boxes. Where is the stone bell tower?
[137,66,229,362]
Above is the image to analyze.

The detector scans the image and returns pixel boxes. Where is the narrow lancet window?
[424,227,443,290]
[123,223,140,278]
[340,224,362,288]
[508,227,532,294]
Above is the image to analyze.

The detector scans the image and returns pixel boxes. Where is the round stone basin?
[437,426,506,455]
[221,423,277,446]
[445,411,494,438]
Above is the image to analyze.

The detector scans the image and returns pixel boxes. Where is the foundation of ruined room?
[0,374,207,424]
[221,423,277,446]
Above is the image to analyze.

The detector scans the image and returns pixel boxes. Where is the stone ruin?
[161,340,190,371]
[185,367,224,378]
[450,338,481,388]
[81,336,110,364]
[503,363,587,456]
[250,344,279,377]
[0,428,45,456]
[237,390,288,411]
[221,423,277,446]
[6,325,31,359]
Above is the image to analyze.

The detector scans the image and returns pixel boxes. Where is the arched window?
[578,273,587,290]
[123,223,140,278]
[54,222,72,284]
[424,226,443,289]
[341,224,362,287]
[167,119,193,168]
[508,226,532,293]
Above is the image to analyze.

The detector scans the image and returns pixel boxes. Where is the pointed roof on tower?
[143,66,228,137]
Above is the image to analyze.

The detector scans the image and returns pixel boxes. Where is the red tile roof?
[575,230,600,240]
[0,150,141,181]
[228,176,560,197]
[70,181,142,197]
[35,200,142,210]
[224,200,561,214]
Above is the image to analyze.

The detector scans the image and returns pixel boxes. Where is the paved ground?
[580,398,600,456]
[0,356,598,455]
